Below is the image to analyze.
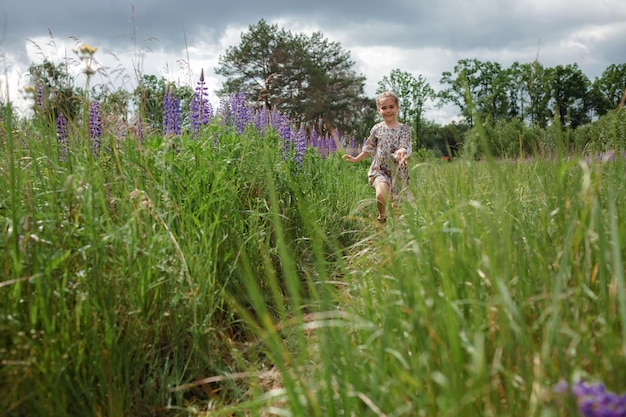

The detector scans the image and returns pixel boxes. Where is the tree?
[133,74,166,131]
[133,75,193,132]
[419,119,468,157]
[520,61,552,128]
[440,59,512,127]
[215,19,288,111]
[376,69,436,149]
[215,19,367,137]
[549,64,592,128]
[439,60,477,126]
[591,63,626,116]
[28,60,82,123]
[506,62,526,121]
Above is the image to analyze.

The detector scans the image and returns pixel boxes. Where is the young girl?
[342,91,411,224]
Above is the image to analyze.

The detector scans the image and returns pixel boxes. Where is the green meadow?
[1,96,626,417]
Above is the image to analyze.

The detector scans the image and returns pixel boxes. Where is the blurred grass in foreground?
[1,107,625,416]
[228,156,626,417]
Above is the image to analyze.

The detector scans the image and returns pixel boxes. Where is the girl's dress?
[362,122,412,199]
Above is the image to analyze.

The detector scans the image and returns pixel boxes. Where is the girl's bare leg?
[375,181,390,221]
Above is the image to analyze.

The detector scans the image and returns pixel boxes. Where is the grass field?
[1,101,625,416]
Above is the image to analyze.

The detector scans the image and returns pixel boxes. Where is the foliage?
[572,107,626,153]
[591,63,626,116]
[133,74,194,133]
[215,19,368,137]
[420,119,469,157]
[459,108,626,160]
[439,59,612,131]
[0,105,362,417]
[550,63,592,129]
[440,58,510,126]
[27,59,83,123]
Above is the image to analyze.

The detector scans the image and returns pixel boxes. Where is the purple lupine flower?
[219,97,230,127]
[328,136,338,154]
[599,151,616,162]
[163,87,181,136]
[89,101,101,154]
[275,114,292,161]
[556,380,626,417]
[294,127,307,167]
[317,136,327,157]
[236,94,248,134]
[254,106,269,134]
[318,136,336,158]
[331,128,341,155]
[190,69,213,137]
[278,114,292,144]
[36,84,44,107]
[56,113,69,162]
[309,128,319,148]
[349,137,358,156]
[226,92,250,134]
[134,119,144,142]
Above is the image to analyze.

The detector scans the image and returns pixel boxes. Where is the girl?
[342,91,411,224]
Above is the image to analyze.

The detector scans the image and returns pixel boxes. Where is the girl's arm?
[342,151,370,163]
[344,124,377,163]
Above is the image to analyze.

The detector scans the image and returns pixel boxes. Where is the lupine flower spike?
[190,69,213,137]
[56,113,69,162]
[89,101,101,154]
[294,127,307,168]
[163,87,181,136]
[554,379,626,417]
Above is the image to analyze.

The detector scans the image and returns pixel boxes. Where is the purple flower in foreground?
[226,92,249,134]
[56,113,68,162]
[309,128,319,148]
[36,84,44,107]
[190,69,213,136]
[254,106,269,134]
[275,114,292,161]
[349,137,358,156]
[555,380,626,417]
[163,87,181,136]
[294,127,307,167]
[89,101,101,154]
[133,119,144,142]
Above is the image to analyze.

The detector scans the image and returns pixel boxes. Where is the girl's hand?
[394,149,408,165]
[342,154,357,163]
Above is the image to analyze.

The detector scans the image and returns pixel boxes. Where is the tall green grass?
[228,156,626,417]
[1,105,625,417]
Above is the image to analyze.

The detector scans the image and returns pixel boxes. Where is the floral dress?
[362,122,412,198]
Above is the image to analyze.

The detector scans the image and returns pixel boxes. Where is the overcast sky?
[1,0,625,123]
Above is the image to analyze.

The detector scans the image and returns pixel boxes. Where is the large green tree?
[28,60,82,123]
[439,59,512,126]
[440,59,599,129]
[519,61,552,128]
[133,75,193,132]
[215,19,368,136]
[376,69,436,149]
[591,63,626,116]
[549,63,592,128]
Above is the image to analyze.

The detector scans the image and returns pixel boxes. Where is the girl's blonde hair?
[376,91,399,107]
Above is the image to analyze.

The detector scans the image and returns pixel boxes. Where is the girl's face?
[377,97,399,124]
